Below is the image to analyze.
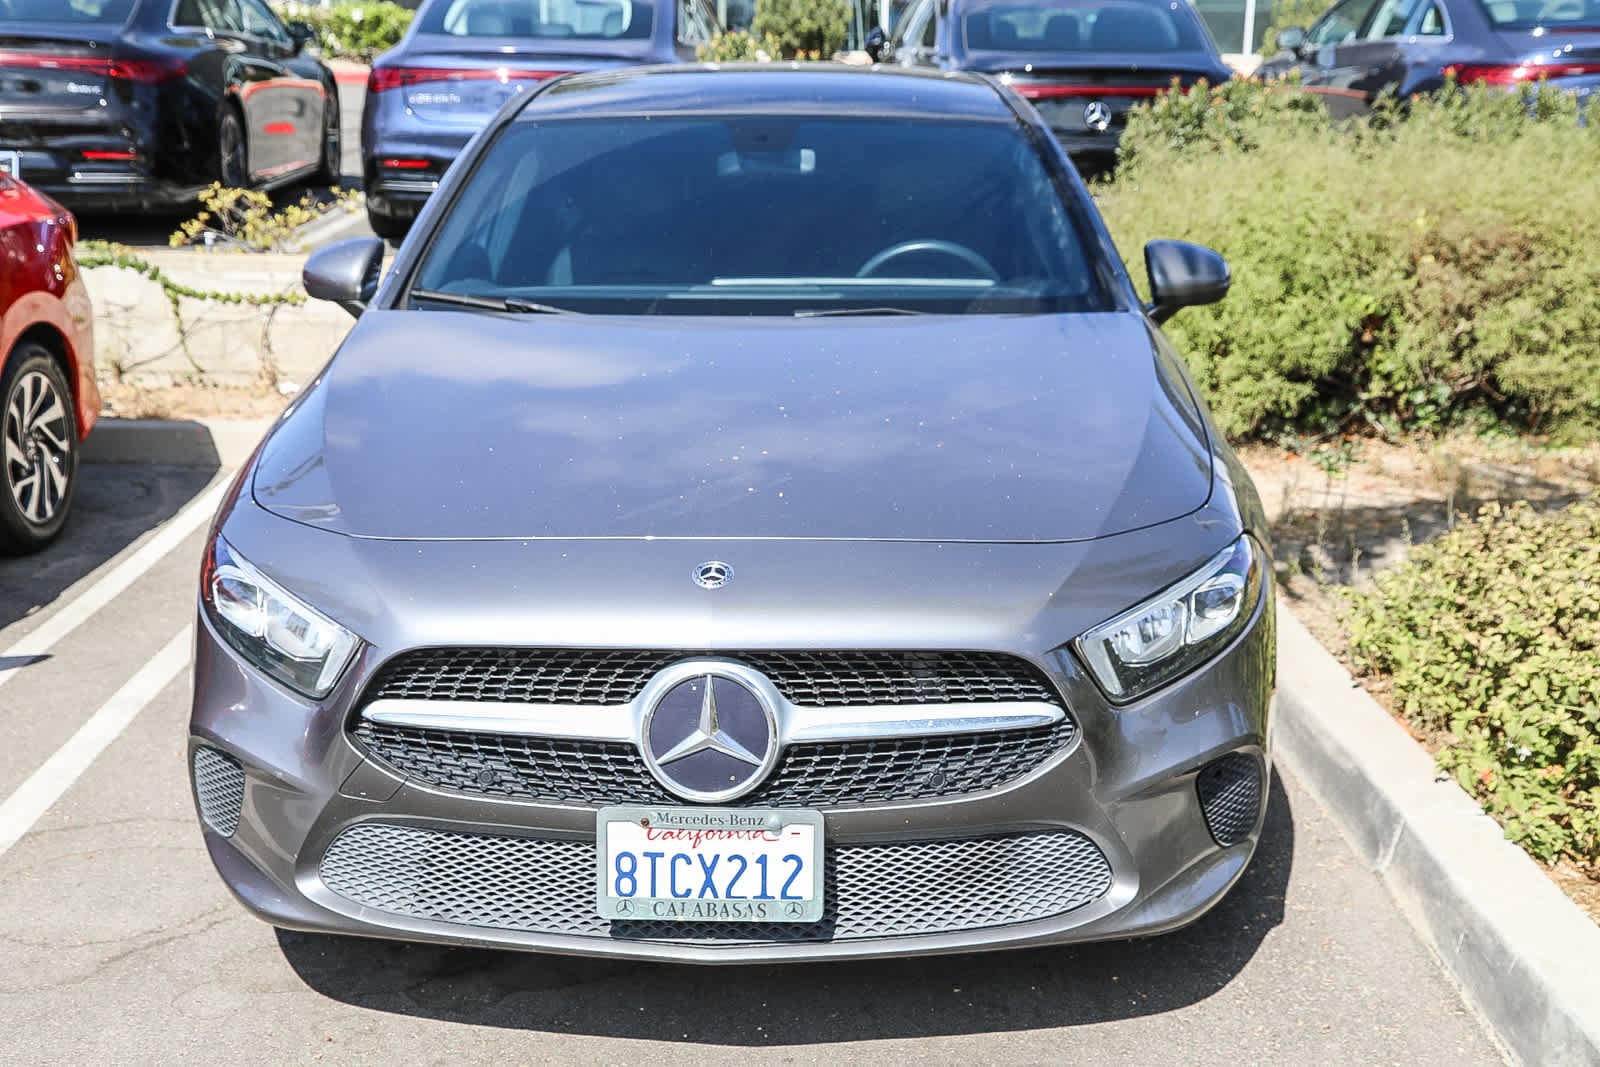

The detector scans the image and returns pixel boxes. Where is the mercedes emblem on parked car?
[693,560,732,589]
[1084,100,1112,133]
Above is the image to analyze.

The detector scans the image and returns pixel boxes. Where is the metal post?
[1241,0,1258,52]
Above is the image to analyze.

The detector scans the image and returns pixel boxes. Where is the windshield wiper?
[409,288,578,315]
[792,306,928,318]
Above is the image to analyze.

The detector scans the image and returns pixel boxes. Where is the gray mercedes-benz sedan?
[189,65,1276,962]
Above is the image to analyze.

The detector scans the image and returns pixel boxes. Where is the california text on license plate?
[595,805,824,923]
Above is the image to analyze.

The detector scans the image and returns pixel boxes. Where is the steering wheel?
[856,239,1001,281]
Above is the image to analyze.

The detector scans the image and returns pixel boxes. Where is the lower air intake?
[319,823,1113,943]
[192,746,246,837]
[1196,752,1262,847]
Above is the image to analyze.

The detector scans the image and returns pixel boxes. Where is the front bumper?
[189,580,1275,963]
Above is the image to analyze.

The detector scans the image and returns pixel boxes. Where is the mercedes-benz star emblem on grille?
[640,665,779,802]
[693,560,732,589]
[1083,101,1112,133]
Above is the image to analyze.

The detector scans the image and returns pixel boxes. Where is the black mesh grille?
[352,716,1077,808]
[1196,753,1262,847]
[360,648,1060,709]
[192,747,245,837]
[318,823,1113,942]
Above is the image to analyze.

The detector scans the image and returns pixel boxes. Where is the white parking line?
[0,626,191,858]
[0,478,225,692]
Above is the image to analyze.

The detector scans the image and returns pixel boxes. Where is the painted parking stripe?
[0,479,225,692]
[0,626,191,858]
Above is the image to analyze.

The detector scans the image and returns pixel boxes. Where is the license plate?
[0,152,18,178]
[596,805,824,923]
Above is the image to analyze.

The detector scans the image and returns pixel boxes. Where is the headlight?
[201,535,358,699]
[1074,534,1263,703]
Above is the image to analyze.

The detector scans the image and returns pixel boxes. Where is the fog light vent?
[193,746,245,837]
[1196,753,1261,847]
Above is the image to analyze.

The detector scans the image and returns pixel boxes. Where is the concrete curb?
[1274,599,1600,1066]
[83,417,274,468]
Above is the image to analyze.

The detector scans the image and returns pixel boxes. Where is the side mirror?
[286,21,317,52]
[865,26,887,61]
[304,236,385,319]
[1275,26,1306,54]
[1144,239,1229,324]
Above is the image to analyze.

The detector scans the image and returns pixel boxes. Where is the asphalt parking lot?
[0,459,1507,1064]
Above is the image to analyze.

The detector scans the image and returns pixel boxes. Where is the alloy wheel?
[220,113,247,187]
[3,368,72,526]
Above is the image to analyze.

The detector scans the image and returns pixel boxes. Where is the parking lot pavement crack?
[0,904,236,993]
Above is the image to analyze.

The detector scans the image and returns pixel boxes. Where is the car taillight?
[0,51,185,83]
[1013,84,1168,99]
[109,56,187,84]
[379,158,431,169]
[1448,61,1600,85]
[367,65,567,92]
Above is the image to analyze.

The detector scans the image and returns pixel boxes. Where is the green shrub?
[271,1,414,63]
[1099,78,1600,442]
[1343,499,1600,872]
[697,29,784,62]
[751,0,849,59]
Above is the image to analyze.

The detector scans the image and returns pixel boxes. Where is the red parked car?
[0,175,97,555]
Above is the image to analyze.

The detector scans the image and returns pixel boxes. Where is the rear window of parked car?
[410,114,1111,316]
[1,0,134,23]
[419,0,654,39]
[1474,0,1600,29]
[964,0,1209,52]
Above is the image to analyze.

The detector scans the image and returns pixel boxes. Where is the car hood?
[252,310,1213,542]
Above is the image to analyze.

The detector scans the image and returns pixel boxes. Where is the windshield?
[1472,0,1600,30]
[0,0,134,23]
[418,0,654,40]
[964,0,1208,52]
[410,114,1110,316]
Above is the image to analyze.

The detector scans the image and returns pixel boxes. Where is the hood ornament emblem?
[693,560,732,589]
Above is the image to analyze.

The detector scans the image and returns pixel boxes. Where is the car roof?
[517,64,1018,123]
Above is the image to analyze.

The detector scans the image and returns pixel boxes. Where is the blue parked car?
[866,0,1233,167]
[1258,0,1600,116]
[362,0,722,239]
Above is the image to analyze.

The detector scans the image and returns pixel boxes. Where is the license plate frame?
[595,805,825,924]
[0,152,19,178]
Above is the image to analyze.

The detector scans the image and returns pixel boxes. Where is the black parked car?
[1258,0,1600,115]
[867,0,1232,166]
[0,0,340,210]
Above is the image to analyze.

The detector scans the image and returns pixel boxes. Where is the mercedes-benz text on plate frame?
[189,66,1276,962]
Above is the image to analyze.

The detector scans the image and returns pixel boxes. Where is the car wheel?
[0,345,79,555]
[366,203,409,243]
[312,97,342,186]
[218,108,249,188]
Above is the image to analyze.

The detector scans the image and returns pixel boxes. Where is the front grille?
[192,747,245,837]
[318,823,1112,942]
[360,648,1060,709]
[352,715,1076,808]
[1196,753,1262,847]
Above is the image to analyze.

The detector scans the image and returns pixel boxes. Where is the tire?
[0,345,79,555]
[217,107,249,188]
[311,96,342,186]
[366,203,409,243]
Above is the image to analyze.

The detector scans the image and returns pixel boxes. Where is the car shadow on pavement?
[277,775,1293,1043]
[0,462,217,633]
